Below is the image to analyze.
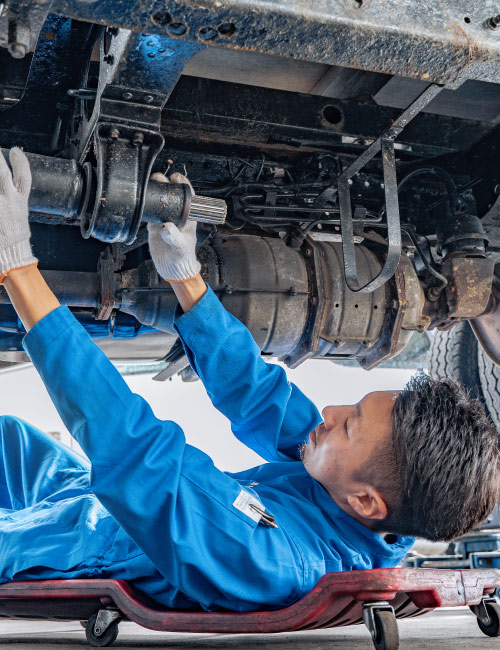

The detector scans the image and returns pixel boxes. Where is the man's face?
[301,391,400,508]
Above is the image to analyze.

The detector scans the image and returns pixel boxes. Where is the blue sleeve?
[174,287,322,462]
[23,306,304,611]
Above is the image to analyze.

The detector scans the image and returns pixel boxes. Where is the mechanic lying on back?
[0,148,499,612]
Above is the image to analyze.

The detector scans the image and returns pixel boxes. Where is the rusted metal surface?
[443,257,495,319]
[49,0,500,85]
[471,278,500,366]
[95,248,121,320]
[162,78,489,158]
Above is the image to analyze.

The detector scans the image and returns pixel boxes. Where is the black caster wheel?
[477,601,500,637]
[372,610,399,650]
[85,613,119,647]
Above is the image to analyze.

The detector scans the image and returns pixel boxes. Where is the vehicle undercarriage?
[1,1,500,380]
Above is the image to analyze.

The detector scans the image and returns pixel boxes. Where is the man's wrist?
[2,262,39,286]
[168,274,207,313]
[3,264,60,332]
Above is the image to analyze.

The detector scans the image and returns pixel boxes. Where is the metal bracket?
[67,29,204,243]
[152,338,191,381]
[80,123,164,243]
[362,601,395,641]
[284,240,328,368]
[93,608,122,637]
[358,259,407,370]
[96,247,124,320]
[470,596,498,626]
[338,83,443,293]
[71,29,204,163]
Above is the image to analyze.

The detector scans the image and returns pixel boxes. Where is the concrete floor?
[0,608,497,649]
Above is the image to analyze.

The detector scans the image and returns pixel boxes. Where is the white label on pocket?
[232,489,264,523]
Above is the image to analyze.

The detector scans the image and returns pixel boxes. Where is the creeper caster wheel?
[363,601,399,650]
[471,598,500,637]
[85,609,121,647]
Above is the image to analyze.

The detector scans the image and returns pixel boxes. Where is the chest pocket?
[232,487,278,528]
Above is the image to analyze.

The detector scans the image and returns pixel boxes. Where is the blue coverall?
[0,287,414,612]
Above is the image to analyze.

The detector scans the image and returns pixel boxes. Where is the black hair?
[361,373,500,541]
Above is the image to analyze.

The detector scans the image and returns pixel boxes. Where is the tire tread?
[428,322,483,401]
[478,350,500,431]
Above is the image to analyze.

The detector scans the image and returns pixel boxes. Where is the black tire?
[476,601,500,637]
[85,613,119,647]
[428,322,483,400]
[372,610,399,650]
[478,350,500,431]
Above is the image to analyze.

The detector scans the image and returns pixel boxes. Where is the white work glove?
[147,172,201,282]
[0,148,37,283]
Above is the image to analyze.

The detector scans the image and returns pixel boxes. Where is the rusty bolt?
[143,95,154,103]
[132,132,144,146]
[427,286,442,300]
[110,128,120,140]
[122,91,133,100]
[488,14,500,30]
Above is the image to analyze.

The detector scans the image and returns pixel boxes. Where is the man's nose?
[322,404,353,426]
[322,405,341,426]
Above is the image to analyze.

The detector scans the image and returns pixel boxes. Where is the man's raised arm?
[148,173,321,463]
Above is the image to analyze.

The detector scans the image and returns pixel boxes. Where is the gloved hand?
[147,172,201,282]
[0,148,37,284]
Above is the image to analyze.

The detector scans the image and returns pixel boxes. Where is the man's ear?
[347,486,388,521]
